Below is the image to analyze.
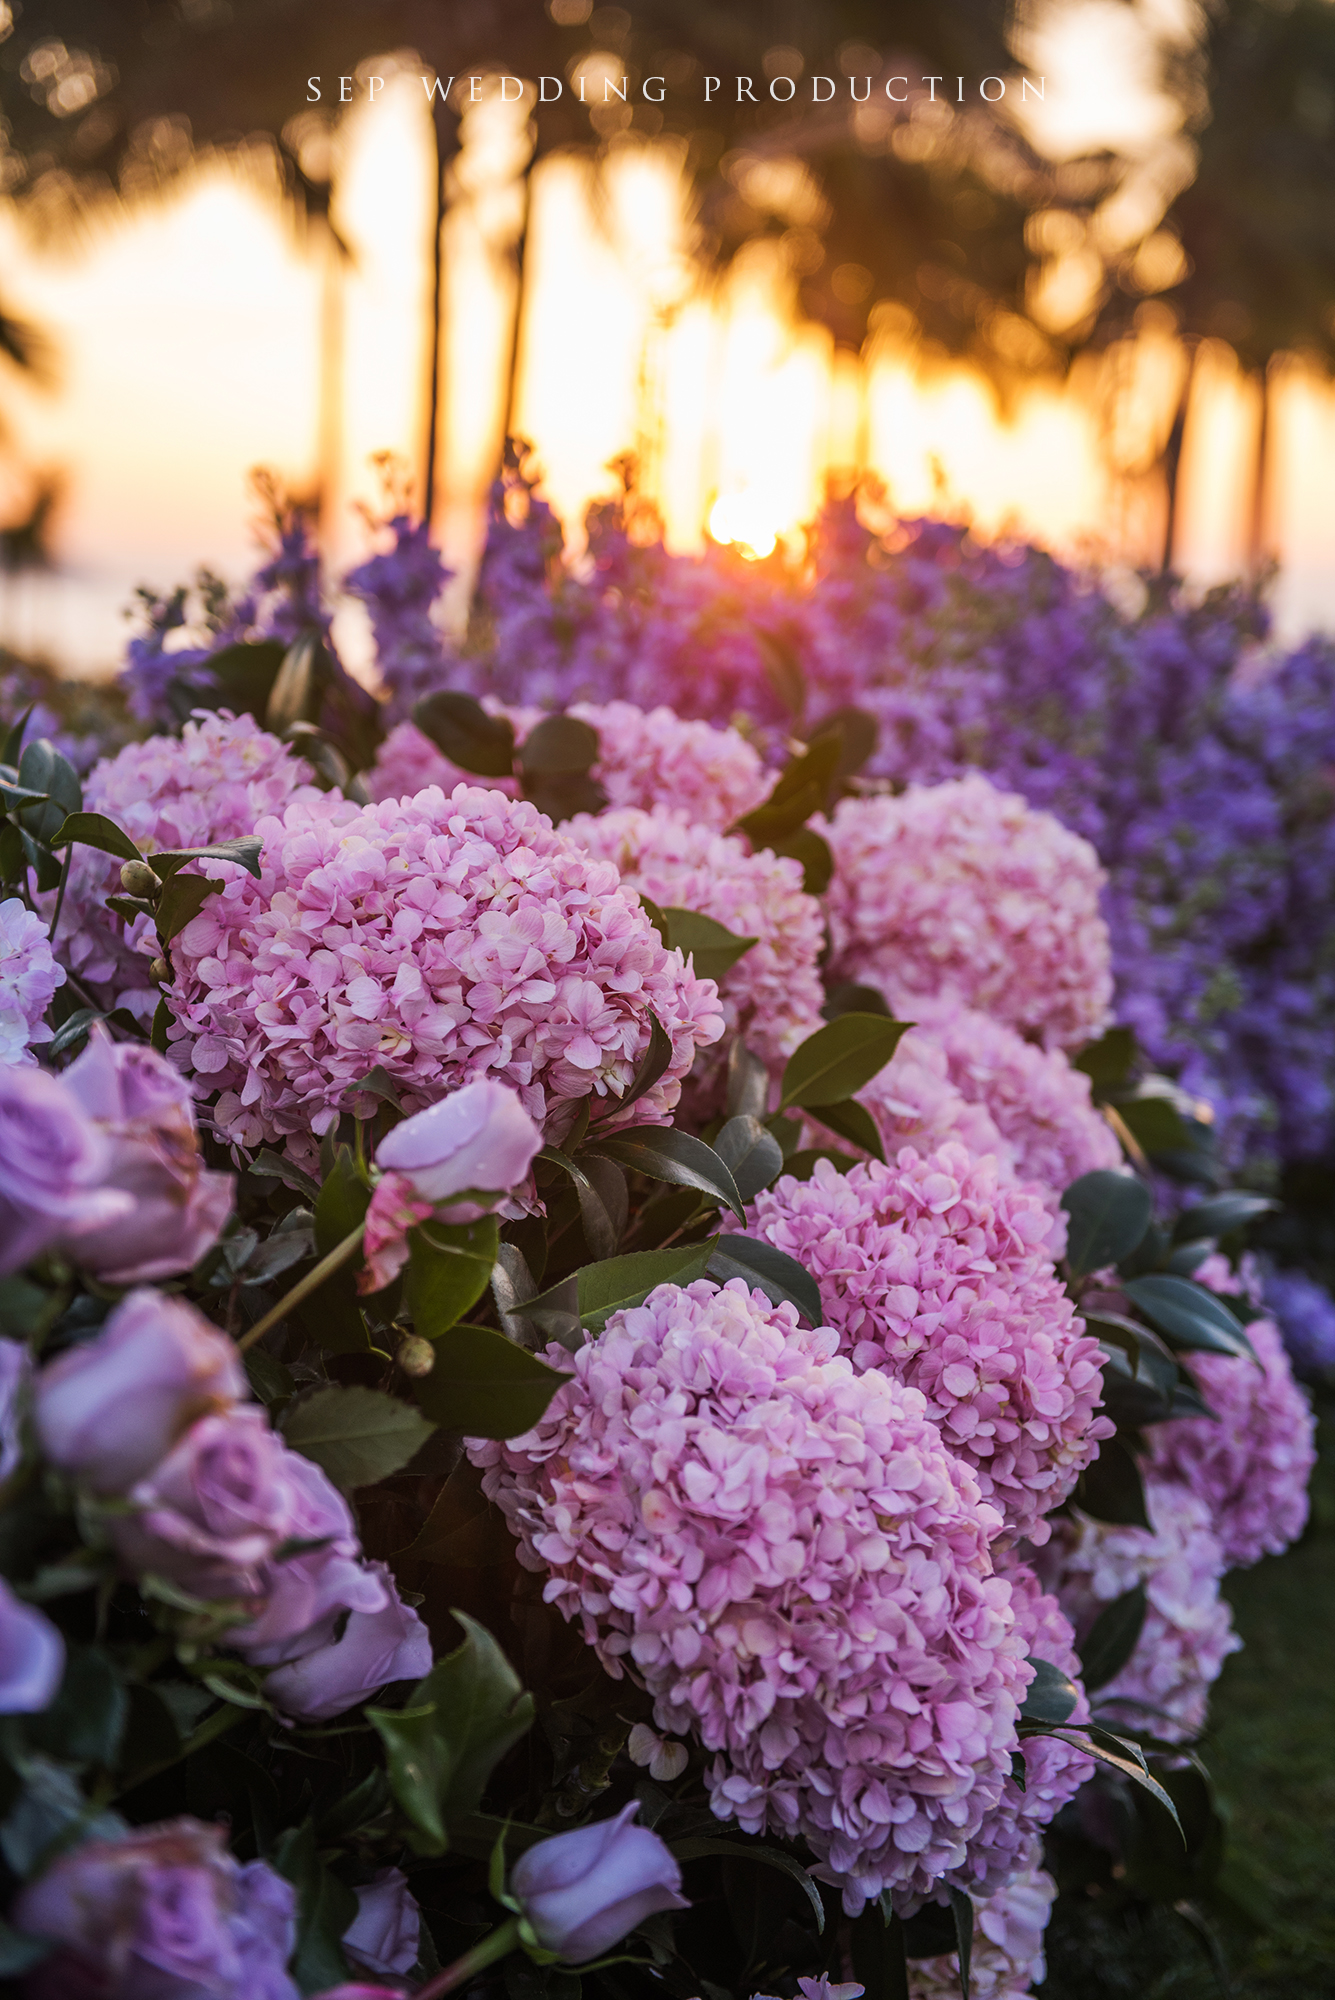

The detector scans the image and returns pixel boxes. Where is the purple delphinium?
[1262,1264,1335,1378]
[344,511,452,722]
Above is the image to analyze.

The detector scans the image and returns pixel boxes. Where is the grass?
[1041,1397,1335,1999]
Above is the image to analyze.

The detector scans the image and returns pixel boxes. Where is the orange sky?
[0,11,1331,678]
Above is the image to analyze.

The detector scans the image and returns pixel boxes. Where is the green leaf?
[150,998,172,1055]
[538,1147,620,1262]
[810,704,879,783]
[1073,1026,1137,1095]
[779,1014,911,1111]
[349,1063,404,1112]
[155,873,223,945]
[1,705,35,767]
[404,1216,500,1332]
[805,1096,885,1162]
[1019,1656,1079,1724]
[585,1125,744,1219]
[592,1009,673,1125]
[1051,1727,1184,1839]
[1114,1093,1190,1156]
[851,1900,910,2000]
[1171,1192,1277,1243]
[1061,1170,1152,1276]
[152,836,264,881]
[0,1919,50,1976]
[948,1887,973,2000]
[530,1240,719,1338]
[248,1149,321,1203]
[414,691,517,778]
[50,810,142,862]
[265,633,325,734]
[780,1147,859,1181]
[311,1143,372,1332]
[1075,1436,1151,1528]
[283,1385,435,1492]
[203,638,287,718]
[0,1275,50,1339]
[368,1610,535,1854]
[268,1821,357,1993]
[713,1115,784,1202]
[518,713,600,776]
[662,907,757,982]
[822,981,891,1021]
[1123,1274,1257,1360]
[733,777,823,849]
[25,1645,127,1768]
[725,1039,769,1120]
[637,893,670,947]
[669,1837,825,1934]
[1078,1585,1149,1692]
[708,1234,823,1325]
[46,1008,103,1059]
[411,1323,570,1438]
[770,826,834,893]
[18,740,81,845]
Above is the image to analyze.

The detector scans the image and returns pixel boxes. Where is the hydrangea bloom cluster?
[471,1278,1033,1915]
[909,1005,1123,1207]
[565,806,825,1074]
[1145,1315,1315,1567]
[1042,1477,1240,1742]
[852,1036,1012,1166]
[163,784,723,1159]
[822,779,1113,1051]
[749,1148,1111,1541]
[60,712,316,1020]
[368,699,768,832]
[908,1853,1056,2000]
[0,896,63,1064]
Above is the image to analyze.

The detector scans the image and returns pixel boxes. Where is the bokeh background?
[0,0,1333,678]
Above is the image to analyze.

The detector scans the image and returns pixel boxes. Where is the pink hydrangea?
[749,1147,1112,1541]
[565,806,825,1075]
[822,777,1113,1050]
[1042,1476,1240,1742]
[471,1278,1033,1915]
[909,1005,1123,1213]
[908,1852,1056,2000]
[0,897,64,1064]
[163,784,723,1163]
[954,1551,1092,1895]
[847,1038,1013,1165]
[1145,1315,1315,1568]
[367,700,768,830]
[59,711,316,1020]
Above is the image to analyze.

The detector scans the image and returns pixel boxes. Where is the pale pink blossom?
[0,897,64,1064]
[907,1852,1056,2000]
[823,777,1113,1050]
[749,1147,1111,1542]
[471,1277,1034,1916]
[163,785,723,1166]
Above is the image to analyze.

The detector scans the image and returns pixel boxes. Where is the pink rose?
[55,1026,233,1284]
[0,1064,130,1277]
[360,1080,542,1292]
[261,1563,432,1720]
[34,1288,246,1496]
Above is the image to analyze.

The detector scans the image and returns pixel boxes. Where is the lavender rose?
[14,1817,298,1999]
[0,1064,131,1277]
[55,1026,233,1284]
[342,1868,421,1978]
[361,1079,542,1292]
[34,1288,246,1495]
[510,1803,688,1964]
[261,1563,432,1721]
[0,1576,64,1714]
[225,1451,388,1668]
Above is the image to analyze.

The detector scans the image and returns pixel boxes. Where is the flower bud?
[510,1802,688,1964]
[119,859,161,898]
[396,1335,435,1379]
[148,956,171,985]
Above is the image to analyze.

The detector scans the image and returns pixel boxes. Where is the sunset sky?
[0,0,1332,680]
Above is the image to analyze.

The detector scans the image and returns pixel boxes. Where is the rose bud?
[118,859,161,898]
[510,1802,689,1964]
[34,1288,246,1496]
[261,1563,432,1721]
[14,1817,297,1999]
[360,1079,542,1293]
[55,1026,233,1284]
[0,1576,64,1714]
[0,1064,132,1277]
[342,1868,421,1979]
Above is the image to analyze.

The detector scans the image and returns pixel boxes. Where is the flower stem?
[235,1222,366,1353]
[412,1916,522,1998]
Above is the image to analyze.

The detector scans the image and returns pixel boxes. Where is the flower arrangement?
[0,481,1319,2000]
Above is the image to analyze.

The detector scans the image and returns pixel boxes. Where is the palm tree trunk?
[498,184,532,465]
[423,100,449,524]
[1247,362,1270,575]
[1161,337,1198,572]
[315,213,344,544]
